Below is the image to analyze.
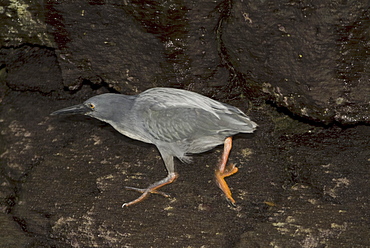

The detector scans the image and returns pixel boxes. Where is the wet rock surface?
[222,0,369,124]
[1,87,369,247]
[0,0,369,247]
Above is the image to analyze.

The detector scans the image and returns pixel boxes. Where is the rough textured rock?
[222,0,369,124]
[1,88,369,247]
[0,0,53,47]
[0,0,369,247]
[43,0,232,95]
[1,45,62,94]
[44,1,168,93]
[2,0,368,123]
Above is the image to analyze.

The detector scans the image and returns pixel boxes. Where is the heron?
[51,87,257,207]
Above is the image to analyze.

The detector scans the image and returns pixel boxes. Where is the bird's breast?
[111,124,153,144]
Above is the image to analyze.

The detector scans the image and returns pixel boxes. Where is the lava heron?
[51,87,257,207]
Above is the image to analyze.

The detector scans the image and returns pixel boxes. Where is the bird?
[51,87,257,207]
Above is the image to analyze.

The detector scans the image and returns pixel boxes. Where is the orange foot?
[122,172,178,207]
[215,164,238,206]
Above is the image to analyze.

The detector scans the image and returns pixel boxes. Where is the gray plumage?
[51,87,257,207]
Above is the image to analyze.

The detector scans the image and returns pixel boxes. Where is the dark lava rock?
[222,0,369,124]
[0,1,369,247]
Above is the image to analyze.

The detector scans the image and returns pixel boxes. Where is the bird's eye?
[88,103,95,109]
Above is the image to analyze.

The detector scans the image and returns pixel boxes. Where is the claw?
[124,186,171,197]
[215,164,238,205]
[122,172,178,207]
[215,137,239,205]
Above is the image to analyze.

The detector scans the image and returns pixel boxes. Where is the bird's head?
[51,93,134,123]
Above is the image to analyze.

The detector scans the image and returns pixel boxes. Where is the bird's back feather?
[131,88,257,159]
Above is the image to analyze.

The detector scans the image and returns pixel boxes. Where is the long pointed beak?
[50,104,91,116]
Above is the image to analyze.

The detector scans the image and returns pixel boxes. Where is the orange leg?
[122,172,178,207]
[215,137,238,206]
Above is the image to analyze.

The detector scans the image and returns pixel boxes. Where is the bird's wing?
[133,88,256,142]
[139,106,220,142]
[137,88,246,119]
